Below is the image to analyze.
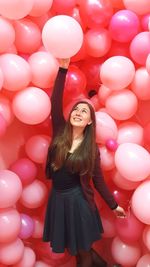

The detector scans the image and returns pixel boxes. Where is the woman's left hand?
[113,205,126,218]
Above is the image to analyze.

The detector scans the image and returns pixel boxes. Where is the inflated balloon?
[0,113,7,137]
[42,15,83,58]
[130,32,150,65]
[12,87,51,125]
[52,0,76,14]
[137,254,150,267]
[0,17,15,53]
[117,121,144,145]
[32,217,44,238]
[35,262,52,267]
[0,0,34,19]
[132,180,150,224]
[19,213,35,239]
[109,10,140,43]
[28,51,59,88]
[123,0,150,15]
[143,226,150,251]
[29,0,53,17]
[10,158,37,185]
[15,246,36,267]
[0,170,22,208]
[105,139,118,151]
[0,53,31,91]
[131,67,150,100]
[20,180,47,209]
[0,238,24,265]
[100,56,135,90]
[112,170,140,191]
[115,143,150,181]
[99,146,115,171]
[141,14,150,31]
[146,54,150,75]
[0,208,21,243]
[14,18,41,54]
[111,237,141,265]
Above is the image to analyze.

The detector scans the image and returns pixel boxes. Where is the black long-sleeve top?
[46,68,118,211]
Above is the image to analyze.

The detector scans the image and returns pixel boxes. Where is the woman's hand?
[113,205,126,218]
[58,58,70,69]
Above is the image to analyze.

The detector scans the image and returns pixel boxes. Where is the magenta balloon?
[19,214,35,239]
[109,10,139,43]
[105,139,118,151]
[10,158,38,185]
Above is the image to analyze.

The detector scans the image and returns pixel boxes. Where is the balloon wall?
[0,0,150,266]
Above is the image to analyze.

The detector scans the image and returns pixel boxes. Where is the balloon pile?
[0,0,150,266]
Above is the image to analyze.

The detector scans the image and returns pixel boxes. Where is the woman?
[43,58,126,267]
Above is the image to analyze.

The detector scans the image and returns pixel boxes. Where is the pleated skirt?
[43,185,104,255]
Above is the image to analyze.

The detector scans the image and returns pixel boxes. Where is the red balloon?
[79,0,113,28]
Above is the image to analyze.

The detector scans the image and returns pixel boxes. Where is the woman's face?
[70,103,92,128]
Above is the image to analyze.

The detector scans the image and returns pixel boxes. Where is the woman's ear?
[87,120,92,125]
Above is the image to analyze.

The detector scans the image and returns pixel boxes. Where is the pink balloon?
[98,84,112,106]
[15,246,36,267]
[101,213,116,238]
[0,0,34,19]
[0,53,31,91]
[141,14,150,31]
[10,158,37,185]
[28,51,59,88]
[115,143,150,181]
[32,217,44,238]
[0,238,24,265]
[19,213,35,239]
[99,146,115,171]
[112,170,140,191]
[117,121,144,145]
[111,237,141,265]
[132,180,150,224]
[35,262,52,267]
[12,87,51,125]
[0,68,4,91]
[0,17,15,53]
[100,56,135,90]
[143,226,150,251]
[52,0,76,14]
[0,208,21,243]
[20,180,47,209]
[130,32,150,65]
[123,0,150,15]
[131,67,150,100]
[106,89,138,120]
[14,18,41,54]
[42,15,83,58]
[85,28,112,57]
[109,10,140,43]
[137,254,150,267]
[25,135,50,163]
[135,100,150,127]
[0,114,7,137]
[146,54,150,75]
[105,139,118,151]
[95,111,118,144]
[115,211,144,243]
[29,0,53,17]
[0,170,22,208]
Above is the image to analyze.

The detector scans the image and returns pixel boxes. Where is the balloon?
[0,114,7,137]
[52,0,76,14]
[132,180,150,224]
[42,15,83,58]
[123,0,150,15]
[0,170,22,208]
[0,238,24,265]
[146,54,150,75]
[25,134,50,163]
[98,84,112,106]
[0,0,34,19]
[20,180,47,209]
[95,111,118,144]
[84,28,112,57]
[143,226,150,251]
[117,121,144,145]
[135,100,150,127]
[79,0,113,28]
[115,143,150,181]
[141,14,150,31]
[111,237,141,265]
[19,213,35,239]
[28,51,59,88]
[32,217,44,238]
[130,32,150,65]
[109,10,140,43]
[35,262,52,267]
[14,18,41,54]
[137,254,150,267]
[12,87,51,125]
[106,89,138,120]
[15,247,36,267]
[99,146,115,171]
[0,208,21,243]
[100,56,135,90]
[0,53,31,91]
[0,17,15,53]
[9,158,38,185]
[144,122,150,147]
[115,211,144,243]
[105,139,118,151]
[112,170,140,191]
[131,67,150,100]
[29,0,53,17]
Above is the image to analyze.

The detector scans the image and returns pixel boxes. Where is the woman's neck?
[72,127,84,141]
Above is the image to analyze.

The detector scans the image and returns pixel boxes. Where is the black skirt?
[43,185,104,255]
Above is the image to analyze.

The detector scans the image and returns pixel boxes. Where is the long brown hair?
[47,101,97,176]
